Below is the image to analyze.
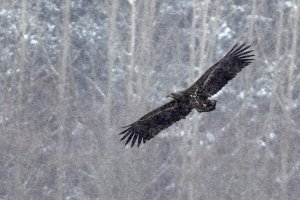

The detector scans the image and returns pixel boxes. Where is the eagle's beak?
[211,100,217,105]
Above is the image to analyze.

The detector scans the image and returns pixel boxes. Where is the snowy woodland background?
[0,0,300,199]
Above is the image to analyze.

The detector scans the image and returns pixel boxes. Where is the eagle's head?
[167,93,176,98]
[167,91,184,100]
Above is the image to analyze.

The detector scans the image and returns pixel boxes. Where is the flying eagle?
[120,43,254,147]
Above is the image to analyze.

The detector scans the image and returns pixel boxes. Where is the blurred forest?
[0,0,300,199]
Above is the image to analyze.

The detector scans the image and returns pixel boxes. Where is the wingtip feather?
[120,130,131,141]
[227,42,255,64]
[232,44,250,56]
[125,133,134,146]
[137,134,143,146]
[236,49,254,56]
[131,134,138,147]
[225,43,239,56]
[119,128,129,135]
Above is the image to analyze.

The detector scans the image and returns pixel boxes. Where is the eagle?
[120,43,254,147]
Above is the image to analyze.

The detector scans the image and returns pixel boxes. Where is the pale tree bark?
[286,1,298,115]
[18,0,27,109]
[55,1,70,199]
[248,0,257,41]
[127,0,136,103]
[197,0,209,69]
[189,0,197,72]
[204,3,219,63]
[273,3,287,200]
[11,0,27,198]
[95,1,119,199]
[279,2,299,199]
[247,2,270,199]
[106,0,118,128]
[136,0,156,108]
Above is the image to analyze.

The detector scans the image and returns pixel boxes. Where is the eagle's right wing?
[119,100,192,147]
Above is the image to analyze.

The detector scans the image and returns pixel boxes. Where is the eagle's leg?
[195,99,217,113]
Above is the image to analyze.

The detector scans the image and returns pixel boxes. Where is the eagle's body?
[120,43,255,147]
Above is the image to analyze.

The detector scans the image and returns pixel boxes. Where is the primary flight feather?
[119,42,255,147]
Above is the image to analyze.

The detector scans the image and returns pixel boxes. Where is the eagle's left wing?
[189,43,255,97]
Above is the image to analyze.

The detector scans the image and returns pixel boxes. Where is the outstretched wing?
[189,42,255,97]
[119,100,192,147]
